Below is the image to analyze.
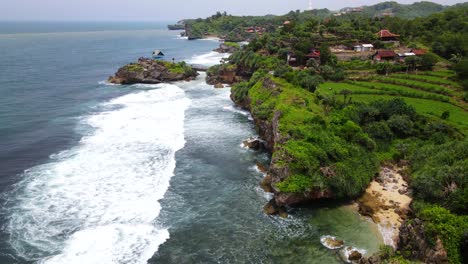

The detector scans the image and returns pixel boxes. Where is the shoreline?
[356,165,412,249]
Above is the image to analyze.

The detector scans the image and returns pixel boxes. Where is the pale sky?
[2,0,466,21]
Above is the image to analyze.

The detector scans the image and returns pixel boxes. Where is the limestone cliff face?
[398,219,449,264]
[231,78,334,207]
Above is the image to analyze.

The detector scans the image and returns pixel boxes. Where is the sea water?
[0,22,382,264]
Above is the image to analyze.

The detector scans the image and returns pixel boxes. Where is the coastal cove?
[0,22,385,263]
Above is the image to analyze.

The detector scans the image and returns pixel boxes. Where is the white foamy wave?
[98,80,120,86]
[5,84,190,264]
[187,51,230,67]
[223,105,250,117]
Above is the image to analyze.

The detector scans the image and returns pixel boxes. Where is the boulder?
[214,43,239,53]
[243,137,266,150]
[349,250,363,261]
[214,83,224,88]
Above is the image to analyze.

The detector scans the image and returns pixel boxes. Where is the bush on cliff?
[416,205,468,264]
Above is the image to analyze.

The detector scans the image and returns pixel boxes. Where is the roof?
[375,50,396,58]
[153,50,164,56]
[398,52,416,57]
[377,29,400,38]
[411,49,427,56]
[306,50,320,58]
[283,21,291,25]
[362,44,374,48]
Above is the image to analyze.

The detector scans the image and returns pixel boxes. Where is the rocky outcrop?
[398,219,449,264]
[206,66,239,86]
[242,137,266,151]
[213,43,239,53]
[108,58,197,85]
[232,77,335,208]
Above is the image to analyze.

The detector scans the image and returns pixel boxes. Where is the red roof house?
[376,29,400,41]
[411,49,427,56]
[306,49,321,59]
[373,50,396,61]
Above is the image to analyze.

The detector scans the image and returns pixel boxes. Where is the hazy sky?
[2,0,466,21]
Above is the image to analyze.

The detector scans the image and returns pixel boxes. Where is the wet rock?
[243,137,266,151]
[214,83,224,88]
[349,250,363,261]
[256,162,268,173]
[263,200,288,217]
[320,236,344,249]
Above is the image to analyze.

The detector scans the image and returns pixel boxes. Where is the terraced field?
[317,71,468,133]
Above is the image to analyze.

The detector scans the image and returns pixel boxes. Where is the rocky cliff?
[398,219,449,264]
[108,58,198,85]
[231,77,334,209]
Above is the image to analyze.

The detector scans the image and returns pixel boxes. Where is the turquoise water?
[0,22,382,263]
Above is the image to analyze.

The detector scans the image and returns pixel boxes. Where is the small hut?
[152,50,165,60]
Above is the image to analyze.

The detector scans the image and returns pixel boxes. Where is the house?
[246,27,255,33]
[373,50,396,61]
[376,29,400,41]
[397,52,416,62]
[411,49,427,56]
[354,44,374,52]
[152,50,165,60]
[306,49,321,62]
[283,21,291,25]
[287,52,298,66]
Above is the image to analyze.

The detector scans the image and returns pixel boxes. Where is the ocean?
[0,22,382,264]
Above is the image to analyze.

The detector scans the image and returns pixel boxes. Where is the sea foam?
[4,84,190,264]
[187,51,229,66]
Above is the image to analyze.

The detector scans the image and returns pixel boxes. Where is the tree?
[420,53,439,70]
[319,43,332,66]
[300,74,324,92]
[454,59,468,81]
[405,56,420,72]
[376,62,394,76]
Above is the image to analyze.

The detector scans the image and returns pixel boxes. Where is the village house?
[306,49,320,62]
[354,44,374,52]
[397,52,416,62]
[373,50,396,61]
[377,29,400,42]
[411,49,428,56]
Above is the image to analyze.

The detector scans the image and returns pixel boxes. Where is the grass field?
[392,73,462,89]
[317,70,468,133]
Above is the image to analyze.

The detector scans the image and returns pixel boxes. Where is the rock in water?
[348,250,363,261]
[108,57,198,85]
[214,83,224,88]
[242,137,265,150]
[320,235,345,249]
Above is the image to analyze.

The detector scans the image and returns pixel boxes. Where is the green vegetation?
[202,3,468,263]
[224,42,240,48]
[125,64,144,72]
[415,205,468,264]
[158,61,196,76]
